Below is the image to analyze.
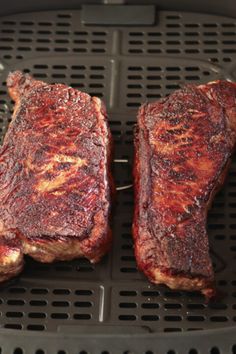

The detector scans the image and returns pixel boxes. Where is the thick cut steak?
[133,80,236,296]
[0,71,113,282]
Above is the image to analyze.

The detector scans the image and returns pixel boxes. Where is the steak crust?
[133,80,236,296]
[0,71,113,282]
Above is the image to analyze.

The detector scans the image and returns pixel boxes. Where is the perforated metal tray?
[0,2,236,353]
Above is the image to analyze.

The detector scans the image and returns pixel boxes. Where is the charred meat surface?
[133,80,236,296]
[0,71,113,282]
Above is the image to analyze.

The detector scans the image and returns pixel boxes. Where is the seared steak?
[133,80,236,296]
[0,71,113,282]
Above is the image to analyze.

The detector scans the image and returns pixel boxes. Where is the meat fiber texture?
[0,71,113,282]
[133,80,236,297]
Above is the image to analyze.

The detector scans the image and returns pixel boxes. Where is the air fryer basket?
[0,1,236,353]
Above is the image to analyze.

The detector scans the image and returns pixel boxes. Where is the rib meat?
[0,71,113,282]
[133,80,236,296]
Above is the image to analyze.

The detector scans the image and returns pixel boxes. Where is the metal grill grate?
[0,283,100,331]
[0,5,235,354]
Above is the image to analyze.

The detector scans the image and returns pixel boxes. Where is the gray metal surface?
[0,6,235,354]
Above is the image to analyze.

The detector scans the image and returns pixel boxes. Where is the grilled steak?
[0,71,113,282]
[133,80,236,296]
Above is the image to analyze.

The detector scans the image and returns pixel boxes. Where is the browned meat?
[133,80,236,297]
[0,71,113,282]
